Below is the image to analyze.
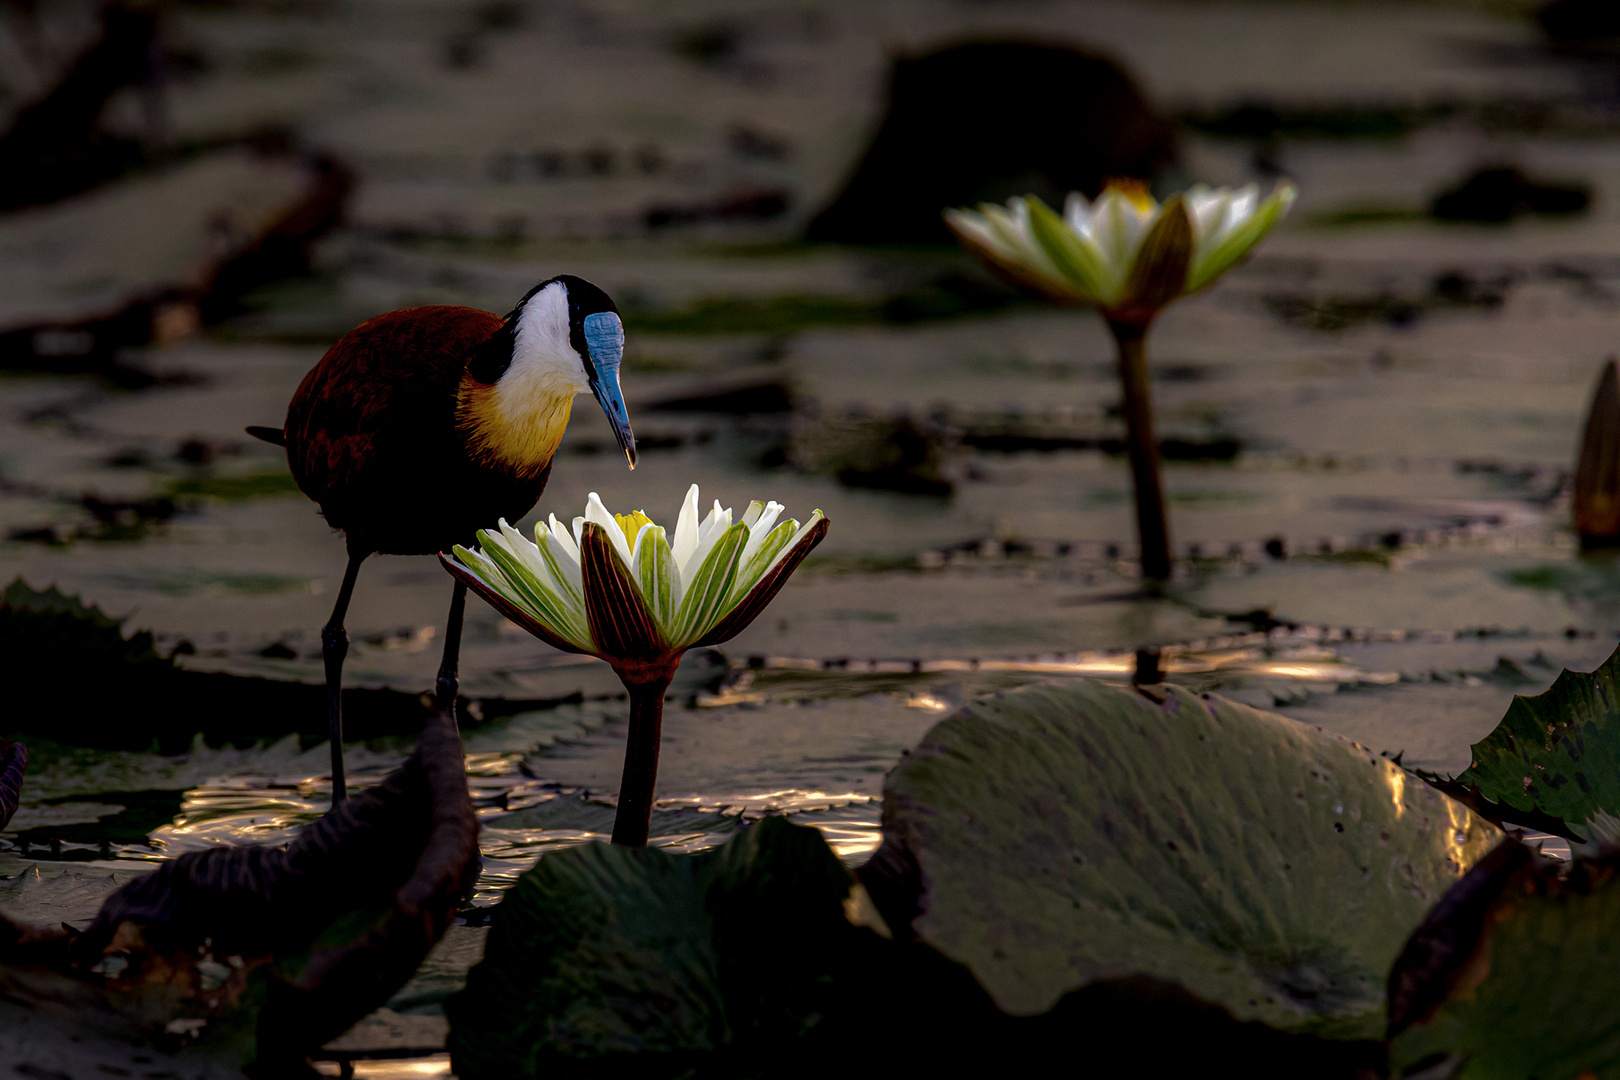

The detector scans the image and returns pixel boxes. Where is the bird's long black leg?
[323,553,364,804]
[435,580,468,721]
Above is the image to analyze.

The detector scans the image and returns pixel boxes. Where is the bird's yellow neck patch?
[456,374,575,478]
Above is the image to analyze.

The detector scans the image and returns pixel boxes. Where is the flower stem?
[611,671,673,847]
[1108,317,1172,582]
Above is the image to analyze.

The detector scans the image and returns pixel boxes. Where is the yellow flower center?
[1103,178,1156,212]
[615,510,655,546]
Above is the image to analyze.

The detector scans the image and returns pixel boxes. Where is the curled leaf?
[0,740,23,831]
[57,711,478,1070]
[1388,839,1620,1076]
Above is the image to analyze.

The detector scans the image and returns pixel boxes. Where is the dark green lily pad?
[449,791,1386,1077]
[1387,840,1620,1077]
[445,816,864,1078]
[864,679,1500,1035]
[0,578,562,751]
[1443,644,1620,840]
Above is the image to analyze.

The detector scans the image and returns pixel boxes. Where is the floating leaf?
[0,577,170,672]
[1442,643,1620,840]
[446,816,866,1078]
[863,679,1500,1035]
[1387,840,1620,1077]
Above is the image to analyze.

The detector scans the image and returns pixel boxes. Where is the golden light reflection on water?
[314,1055,450,1078]
[469,789,881,905]
[748,645,1399,685]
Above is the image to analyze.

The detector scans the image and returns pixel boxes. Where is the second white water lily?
[945,180,1296,321]
[444,484,828,662]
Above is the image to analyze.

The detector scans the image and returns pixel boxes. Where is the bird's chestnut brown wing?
[284,306,504,540]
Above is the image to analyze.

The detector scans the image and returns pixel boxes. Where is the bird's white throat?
[508,281,592,401]
[457,281,589,476]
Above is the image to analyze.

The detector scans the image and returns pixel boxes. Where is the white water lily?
[443,485,827,663]
[945,180,1297,320]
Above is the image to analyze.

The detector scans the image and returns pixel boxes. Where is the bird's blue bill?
[583,311,637,468]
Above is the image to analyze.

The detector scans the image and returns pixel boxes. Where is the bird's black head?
[467,275,620,384]
[464,275,637,467]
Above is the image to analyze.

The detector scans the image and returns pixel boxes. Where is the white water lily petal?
[738,500,783,570]
[765,509,826,578]
[942,208,1001,255]
[1089,188,1135,273]
[983,201,1069,287]
[546,513,580,565]
[585,492,633,567]
[452,544,503,595]
[498,519,554,588]
[684,500,732,582]
[450,486,826,664]
[536,519,583,604]
[729,516,795,605]
[632,524,679,629]
[671,483,701,575]
[698,500,727,542]
[672,521,749,646]
[1027,197,1121,305]
[1185,185,1234,248]
[1187,183,1295,293]
[1062,191,1094,234]
[474,530,590,648]
[493,521,559,609]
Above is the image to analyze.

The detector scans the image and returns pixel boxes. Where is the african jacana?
[249,275,636,801]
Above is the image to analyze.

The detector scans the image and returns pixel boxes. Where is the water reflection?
[0,638,1543,891]
[313,1056,450,1078]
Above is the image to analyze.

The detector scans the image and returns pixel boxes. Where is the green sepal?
[1122,195,1192,313]
[729,519,797,606]
[476,531,589,648]
[1025,196,1115,304]
[633,524,679,631]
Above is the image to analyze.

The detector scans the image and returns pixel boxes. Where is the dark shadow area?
[0,579,580,752]
[806,40,1175,245]
[0,1,157,211]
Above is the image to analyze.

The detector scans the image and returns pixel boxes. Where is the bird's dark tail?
[246,425,287,446]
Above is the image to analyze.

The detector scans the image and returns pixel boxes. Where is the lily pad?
[1437,644,1620,841]
[864,679,1500,1034]
[1388,840,1620,1078]
[445,816,869,1078]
